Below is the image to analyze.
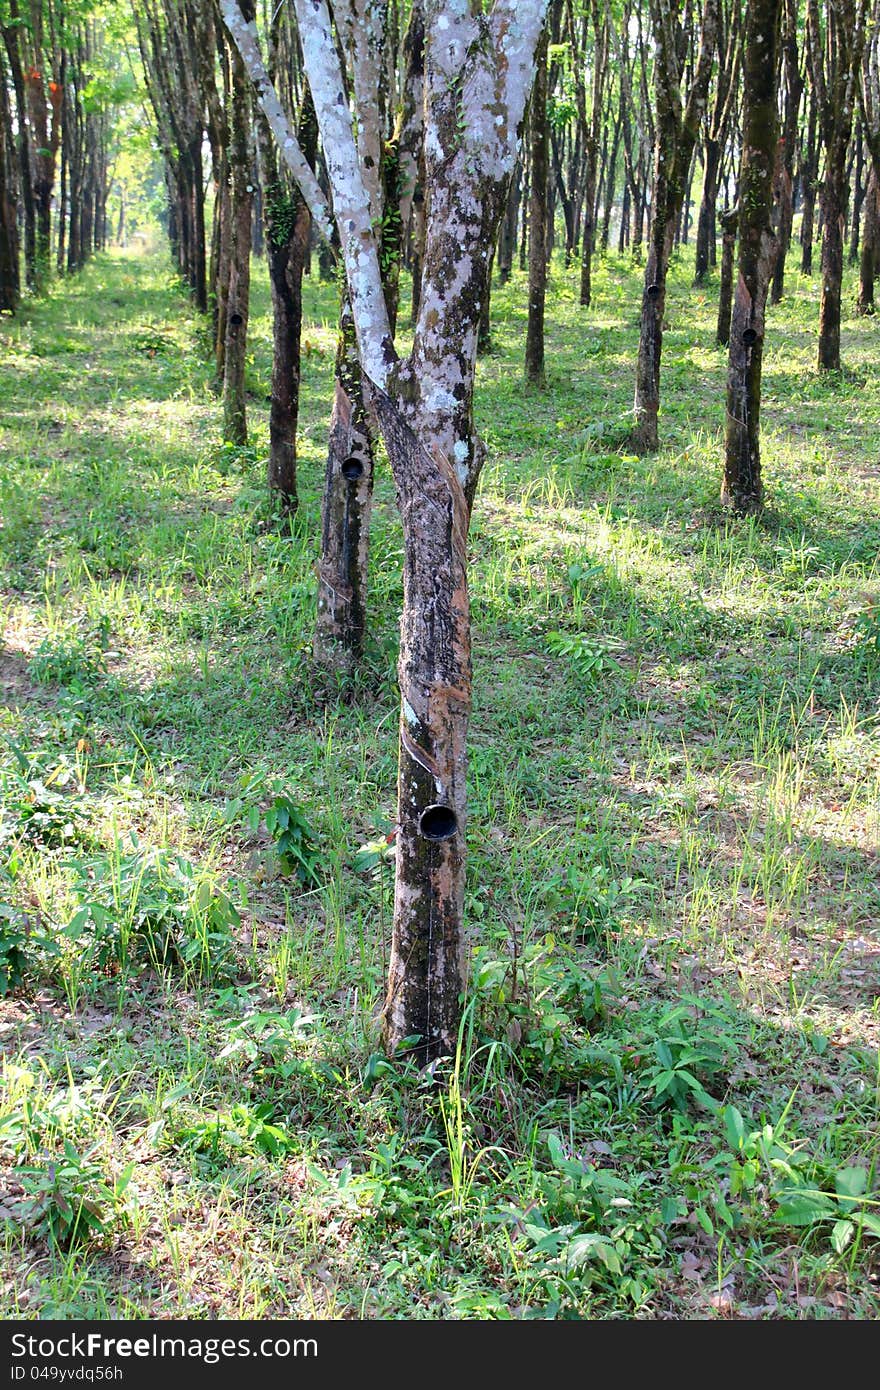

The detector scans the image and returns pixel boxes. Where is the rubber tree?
[256,7,317,518]
[769,0,803,303]
[578,0,608,309]
[632,0,719,453]
[806,0,869,371]
[694,0,742,285]
[858,0,880,313]
[312,0,390,679]
[525,24,549,383]
[220,0,254,445]
[136,0,209,311]
[0,45,20,312]
[224,0,549,1062]
[721,0,783,514]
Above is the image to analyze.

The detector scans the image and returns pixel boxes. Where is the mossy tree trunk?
[799,83,819,274]
[313,299,376,676]
[857,169,878,311]
[722,0,782,515]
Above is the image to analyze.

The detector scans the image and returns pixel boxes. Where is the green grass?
[1,236,879,1319]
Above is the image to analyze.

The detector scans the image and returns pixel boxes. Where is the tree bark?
[799,84,819,273]
[857,168,878,311]
[807,0,868,371]
[525,27,549,382]
[716,203,738,345]
[0,51,19,312]
[227,0,549,1062]
[722,0,782,515]
[221,16,254,445]
[313,299,375,676]
[632,0,719,452]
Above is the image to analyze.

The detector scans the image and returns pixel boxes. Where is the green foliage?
[0,744,89,850]
[15,1142,133,1248]
[264,794,322,885]
[63,835,240,981]
[545,629,624,684]
[177,1103,293,1171]
[0,905,28,995]
[264,181,301,251]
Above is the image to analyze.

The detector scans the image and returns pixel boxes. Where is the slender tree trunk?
[222,31,253,444]
[618,181,630,254]
[56,51,68,275]
[313,298,375,676]
[0,62,19,312]
[478,245,494,353]
[525,28,549,382]
[857,168,878,312]
[817,164,847,370]
[519,159,529,271]
[600,115,620,252]
[3,19,37,292]
[264,189,310,514]
[497,164,519,283]
[722,0,781,514]
[849,129,865,263]
[695,139,721,282]
[800,89,819,273]
[632,0,719,452]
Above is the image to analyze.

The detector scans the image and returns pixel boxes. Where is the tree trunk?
[717,204,738,346]
[601,114,620,252]
[258,60,317,519]
[618,180,630,254]
[857,168,878,313]
[377,390,470,1064]
[849,129,865,263]
[0,60,19,312]
[695,139,721,283]
[722,0,781,514]
[264,185,311,514]
[3,17,37,292]
[497,164,519,283]
[313,299,375,677]
[632,0,719,452]
[222,34,253,444]
[817,164,847,370]
[525,28,549,382]
[799,92,819,274]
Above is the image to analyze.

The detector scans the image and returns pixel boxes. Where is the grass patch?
[1,244,879,1318]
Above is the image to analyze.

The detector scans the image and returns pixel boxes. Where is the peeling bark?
[226,0,550,1061]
